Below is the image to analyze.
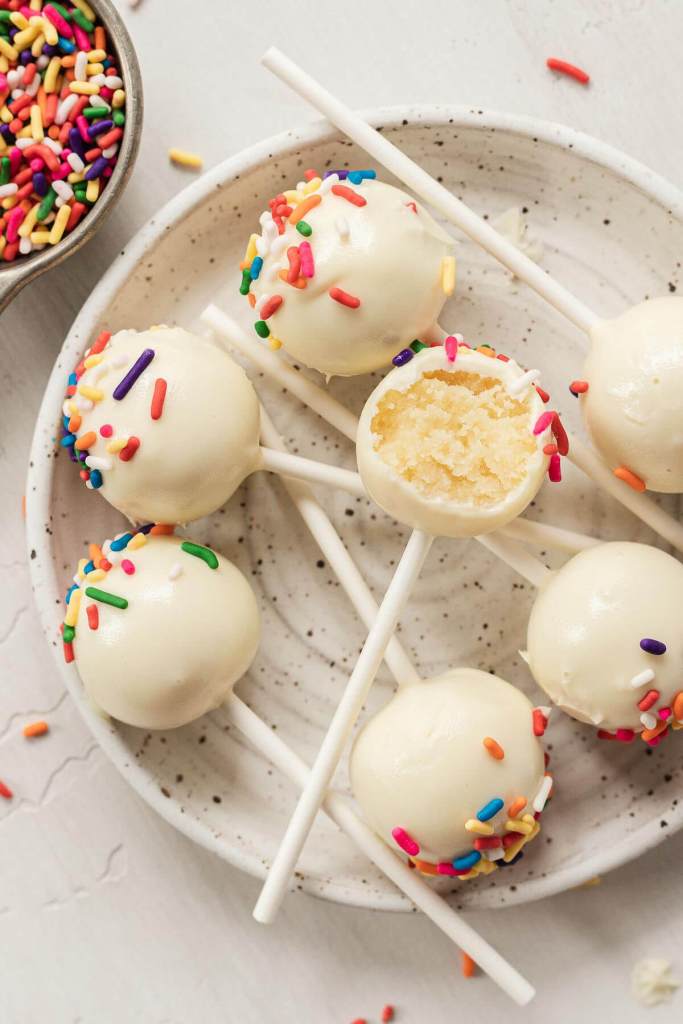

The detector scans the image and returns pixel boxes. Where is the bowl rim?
[0,0,143,311]
[26,104,683,912]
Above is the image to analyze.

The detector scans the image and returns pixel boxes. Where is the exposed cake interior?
[371,370,538,506]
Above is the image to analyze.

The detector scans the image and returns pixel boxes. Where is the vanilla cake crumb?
[371,370,537,506]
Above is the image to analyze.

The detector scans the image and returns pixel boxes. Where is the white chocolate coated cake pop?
[356,340,561,538]
[350,669,550,877]
[581,297,683,493]
[240,171,455,377]
[62,532,260,730]
[525,542,683,744]
[61,326,261,524]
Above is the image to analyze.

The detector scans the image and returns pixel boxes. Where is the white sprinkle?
[255,235,270,259]
[42,137,63,155]
[15,138,35,150]
[19,236,33,256]
[74,50,88,82]
[640,712,657,730]
[630,668,655,689]
[91,74,122,89]
[85,455,112,471]
[532,775,553,813]
[101,144,118,159]
[319,172,339,194]
[254,294,268,316]
[55,196,66,209]
[0,183,18,199]
[75,396,94,412]
[56,93,79,125]
[632,958,680,1007]
[88,94,110,110]
[269,234,289,261]
[168,563,183,581]
[25,77,40,98]
[36,54,49,70]
[53,179,74,201]
[508,369,540,396]
[67,152,85,174]
[482,846,505,862]
[335,216,349,240]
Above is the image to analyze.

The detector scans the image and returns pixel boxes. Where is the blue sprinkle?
[452,850,481,871]
[476,797,504,822]
[62,415,70,429]
[89,469,103,489]
[347,169,376,184]
[58,36,75,52]
[640,638,667,656]
[68,372,77,386]
[64,584,77,605]
[392,348,414,367]
[250,256,263,280]
[83,560,94,575]
[110,532,133,552]
[60,433,77,447]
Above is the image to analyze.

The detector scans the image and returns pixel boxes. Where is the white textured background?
[2,1,682,1021]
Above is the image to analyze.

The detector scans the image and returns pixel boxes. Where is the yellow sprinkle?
[127,533,148,551]
[574,876,602,890]
[40,15,58,45]
[0,38,18,61]
[464,819,494,836]
[268,336,283,351]
[112,89,126,110]
[30,33,45,59]
[85,178,99,203]
[67,172,85,185]
[78,384,104,402]
[29,0,42,9]
[86,63,105,77]
[441,255,456,296]
[168,148,203,170]
[0,106,11,125]
[85,569,106,583]
[18,203,40,238]
[64,588,82,627]
[0,237,6,257]
[87,49,107,62]
[1,196,17,211]
[30,231,51,245]
[302,176,322,194]
[283,189,300,205]
[43,56,62,93]
[83,354,103,369]
[242,232,258,267]
[106,438,127,454]
[69,80,99,96]
[66,401,78,416]
[30,103,44,141]
[49,204,70,245]
[72,0,96,19]
[13,24,41,49]
[0,57,7,75]
[9,11,28,28]
[505,818,534,836]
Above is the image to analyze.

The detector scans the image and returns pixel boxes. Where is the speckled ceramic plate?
[27,107,683,911]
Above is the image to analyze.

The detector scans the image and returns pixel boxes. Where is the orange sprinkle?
[94,25,106,51]
[289,193,321,225]
[88,543,103,568]
[672,691,683,720]
[461,952,477,978]
[90,330,111,355]
[86,603,99,630]
[74,431,96,451]
[543,443,558,456]
[331,183,367,207]
[278,269,306,289]
[21,495,26,519]
[508,796,527,818]
[483,737,505,760]
[411,858,439,876]
[614,465,646,492]
[23,721,49,738]
[476,345,496,358]
[247,292,256,307]
[641,719,669,742]
[150,524,175,535]
[68,414,82,433]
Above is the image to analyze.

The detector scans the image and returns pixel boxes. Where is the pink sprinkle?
[100,424,113,438]
[437,861,459,876]
[444,335,458,363]
[615,728,635,742]
[659,707,672,721]
[391,827,420,857]
[548,453,562,482]
[121,559,135,575]
[647,729,668,747]
[6,206,25,244]
[533,411,555,436]
[298,241,315,278]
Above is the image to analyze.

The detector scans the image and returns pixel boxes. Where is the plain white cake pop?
[581,297,683,492]
[63,326,261,524]
[350,669,550,877]
[63,532,260,730]
[356,342,557,537]
[525,542,683,741]
[241,174,455,377]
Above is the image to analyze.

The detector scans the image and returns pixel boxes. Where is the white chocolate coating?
[248,178,454,377]
[72,535,260,730]
[582,297,683,492]
[350,669,546,866]
[356,345,551,537]
[67,326,261,524]
[526,542,683,732]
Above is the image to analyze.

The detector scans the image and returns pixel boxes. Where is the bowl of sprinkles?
[0,0,142,311]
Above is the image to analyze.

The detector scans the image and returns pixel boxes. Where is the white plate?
[27,106,683,911]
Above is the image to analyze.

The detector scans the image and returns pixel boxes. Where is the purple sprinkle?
[640,638,667,656]
[69,127,86,159]
[113,349,155,401]
[392,348,414,367]
[88,119,113,140]
[324,169,348,179]
[33,172,49,196]
[84,156,109,181]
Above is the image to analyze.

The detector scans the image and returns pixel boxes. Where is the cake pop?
[356,341,561,537]
[62,530,260,730]
[240,171,455,377]
[525,542,683,744]
[350,669,551,877]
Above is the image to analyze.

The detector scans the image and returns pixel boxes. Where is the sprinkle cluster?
[598,637,683,747]
[0,0,127,262]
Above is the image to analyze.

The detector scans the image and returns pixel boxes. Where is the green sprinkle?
[83,106,109,120]
[37,188,57,222]
[254,320,270,338]
[85,587,128,610]
[0,156,9,187]
[0,11,13,21]
[239,268,251,296]
[63,624,75,644]
[50,1,72,19]
[113,110,126,128]
[410,340,427,353]
[296,220,312,237]
[71,8,94,30]
[181,541,219,570]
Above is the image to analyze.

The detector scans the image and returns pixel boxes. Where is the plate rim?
[26,103,683,912]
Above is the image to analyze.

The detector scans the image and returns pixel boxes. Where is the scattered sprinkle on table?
[461,951,477,978]
[380,1006,394,1022]
[0,2,128,264]
[168,148,203,170]
[23,720,49,738]
[546,57,590,85]
[0,779,13,799]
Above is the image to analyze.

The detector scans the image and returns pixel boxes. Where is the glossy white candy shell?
[26,108,683,911]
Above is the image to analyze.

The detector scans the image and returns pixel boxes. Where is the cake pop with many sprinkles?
[350,669,551,877]
[63,530,260,730]
[240,169,455,377]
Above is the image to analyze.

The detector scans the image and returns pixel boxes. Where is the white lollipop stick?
[259,405,418,686]
[227,693,534,1006]
[501,516,600,553]
[260,47,599,335]
[254,529,433,924]
[476,532,551,588]
[259,445,365,497]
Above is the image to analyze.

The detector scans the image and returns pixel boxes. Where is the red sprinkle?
[444,335,458,362]
[90,331,112,355]
[535,384,550,404]
[405,201,418,213]
[331,183,367,207]
[86,604,99,630]
[329,286,361,309]
[119,436,141,462]
[532,708,548,736]
[473,835,502,850]
[63,641,74,664]
[286,246,301,283]
[569,379,589,396]
[303,168,318,181]
[260,295,283,320]
[546,58,590,85]
[551,414,569,455]
[381,1007,394,1023]
[638,689,660,712]
[151,378,167,421]
[543,443,558,456]
[0,780,13,800]
[548,452,562,482]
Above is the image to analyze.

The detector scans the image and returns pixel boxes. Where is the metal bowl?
[0,0,143,314]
